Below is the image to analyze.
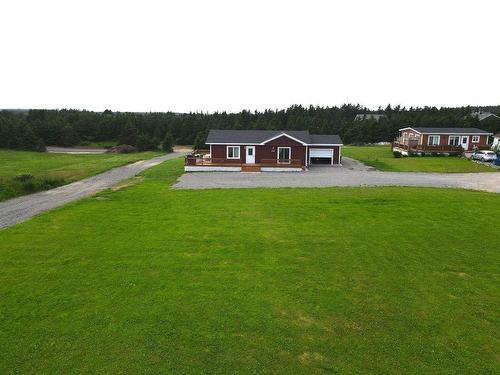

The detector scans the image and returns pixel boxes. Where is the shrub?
[393,150,402,158]
[14,173,34,182]
[0,175,67,201]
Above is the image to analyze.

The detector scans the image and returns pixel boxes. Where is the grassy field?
[343,145,497,172]
[0,158,498,374]
[0,149,161,201]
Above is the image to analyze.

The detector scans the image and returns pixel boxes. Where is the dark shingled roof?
[206,130,343,145]
[309,134,343,144]
[403,127,492,135]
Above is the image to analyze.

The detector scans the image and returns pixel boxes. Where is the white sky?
[1,0,499,113]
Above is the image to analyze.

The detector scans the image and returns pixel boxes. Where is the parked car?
[471,150,498,162]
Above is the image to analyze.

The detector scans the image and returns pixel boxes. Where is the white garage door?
[310,149,333,158]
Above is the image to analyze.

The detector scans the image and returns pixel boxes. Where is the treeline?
[1,105,499,152]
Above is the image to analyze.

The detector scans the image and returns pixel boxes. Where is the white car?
[471,150,497,162]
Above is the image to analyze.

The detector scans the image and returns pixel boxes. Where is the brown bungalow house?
[185,130,343,172]
[393,127,492,155]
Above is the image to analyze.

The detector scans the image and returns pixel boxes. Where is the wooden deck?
[241,165,262,172]
[392,141,465,154]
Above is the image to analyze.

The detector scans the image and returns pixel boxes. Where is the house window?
[471,136,480,143]
[226,146,240,159]
[428,135,440,146]
[277,147,291,163]
[449,136,460,146]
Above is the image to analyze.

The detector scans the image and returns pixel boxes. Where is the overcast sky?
[1,0,499,113]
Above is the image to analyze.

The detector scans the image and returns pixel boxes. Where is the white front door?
[461,136,469,151]
[246,146,255,164]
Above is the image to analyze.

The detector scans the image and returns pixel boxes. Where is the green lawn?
[0,158,498,374]
[0,149,161,201]
[343,145,497,172]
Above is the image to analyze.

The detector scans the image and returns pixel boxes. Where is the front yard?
[0,158,498,374]
[343,145,497,172]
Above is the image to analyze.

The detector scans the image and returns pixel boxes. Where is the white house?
[492,134,500,150]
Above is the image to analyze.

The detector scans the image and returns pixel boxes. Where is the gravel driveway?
[0,152,187,229]
[174,157,500,193]
[46,146,107,154]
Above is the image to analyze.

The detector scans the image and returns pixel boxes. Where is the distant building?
[469,111,499,121]
[492,134,500,149]
[393,127,492,155]
[354,114,386,122]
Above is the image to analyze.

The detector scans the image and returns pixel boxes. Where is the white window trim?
[277,147,291,164]
[261,133,307,146]
[226,146,240,159]
[448,135,460,146]
[471,135,480,143]
[428,135,440,146]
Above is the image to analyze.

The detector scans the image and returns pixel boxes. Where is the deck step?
[241,165,261,172]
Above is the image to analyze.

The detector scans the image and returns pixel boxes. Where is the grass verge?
[343,145,497,172]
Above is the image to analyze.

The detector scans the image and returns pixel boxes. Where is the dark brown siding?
[210,137,344,166]
[257,135,306,165]
[472,135,490,149]
[211,145,243,161]
[421,134,489,151]
[210,139,307,166]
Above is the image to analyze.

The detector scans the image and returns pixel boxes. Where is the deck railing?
[392,141,464,153]
[185,156,303,168]
[185,157,241,166]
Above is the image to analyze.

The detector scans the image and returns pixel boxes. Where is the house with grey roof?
[354,114,386,122]
[470,111,499,121]
[185,130,343,172]
[393,127,492,155]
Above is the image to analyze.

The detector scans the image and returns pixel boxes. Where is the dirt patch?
[296,313,316,327]
[298,352,326,365]
[111,176,144,191]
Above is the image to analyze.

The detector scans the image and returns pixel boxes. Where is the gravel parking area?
[0,152,187,229]
[174,157,500,193]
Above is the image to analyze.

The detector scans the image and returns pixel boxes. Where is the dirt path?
[0,152,187,229]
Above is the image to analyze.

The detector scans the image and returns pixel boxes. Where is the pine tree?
[162,132,174,152]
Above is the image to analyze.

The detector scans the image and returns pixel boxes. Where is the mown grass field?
[0,158,498,374]
[343,145,497,172]
[0,149,161,201]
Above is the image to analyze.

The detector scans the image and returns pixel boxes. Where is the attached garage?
[309,148,334,165]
